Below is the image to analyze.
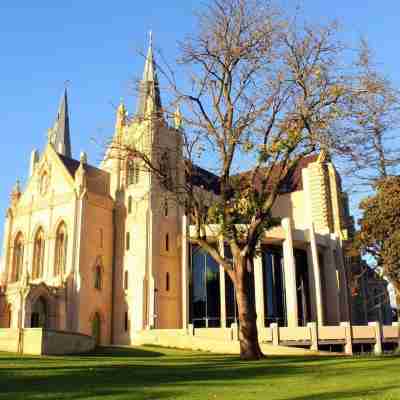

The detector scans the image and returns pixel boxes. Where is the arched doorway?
[31,297,47,328]
[91,313,101,345]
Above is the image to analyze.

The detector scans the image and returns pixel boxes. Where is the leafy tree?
[356,176,400,319]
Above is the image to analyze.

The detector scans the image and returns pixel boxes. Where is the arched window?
[39,172,49,196]
[54,223,67,277]
[94,265,102,290]
[12,233,24,282]
[165,234,169,252]
[32,228,45,280]
[127,160,140,185]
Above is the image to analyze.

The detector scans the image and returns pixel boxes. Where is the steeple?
[136,32,163,118]
[48,88,72,157]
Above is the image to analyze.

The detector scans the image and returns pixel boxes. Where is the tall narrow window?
[32,228,45,280]
[165,234,169,252]
[100,228,104,249]
[127,160,140,185]
[124,270,128,290]
[54,223,68,277]
[164,199,168,217]
[166,272,170,292]
[160,152,172,189]
[124,311,129,332]
[94,265,102,290]
[12,233,24,282]
[126,232,130,251]
[128,196,132,214]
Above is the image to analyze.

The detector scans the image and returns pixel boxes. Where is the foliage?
[356,176,400,308]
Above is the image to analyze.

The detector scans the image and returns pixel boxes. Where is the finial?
[14,179,21,193]
[174,105,183,130]
[149,30,153,49]
[80,151,87,165]
[64,80,71,90]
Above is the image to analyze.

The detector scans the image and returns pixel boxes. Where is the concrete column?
[340,321,353,355]
[219,238,227,328]
[308,225,324,326]
[282,218,298,327]
[270,323,279,346]
[253,250,265,329]
[369,321,383,355]
[307,322,318,351]
[181,215,189,328]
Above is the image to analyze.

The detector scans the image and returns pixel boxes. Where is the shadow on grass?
[289,385,400,400]
[0,347,399,400]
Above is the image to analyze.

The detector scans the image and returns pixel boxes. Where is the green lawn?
[0,347,399,400]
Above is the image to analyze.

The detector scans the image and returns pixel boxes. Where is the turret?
[29,149,39,177]
[10,179,21,207]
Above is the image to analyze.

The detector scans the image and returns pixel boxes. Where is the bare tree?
[341,40,400,191]
[107,0,359,360]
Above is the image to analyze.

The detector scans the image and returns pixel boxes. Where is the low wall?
[0,328,20,353]
[42,330,96,355]
[132,322,400,356]
[0,328,95,355]
[132,327,322,356]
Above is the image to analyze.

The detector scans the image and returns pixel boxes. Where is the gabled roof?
[58,154,110,196]
[189,153,319,195]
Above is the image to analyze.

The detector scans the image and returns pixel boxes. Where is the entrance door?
[31,297,47,328]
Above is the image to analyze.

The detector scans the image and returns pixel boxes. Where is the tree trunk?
[234,256,264,360]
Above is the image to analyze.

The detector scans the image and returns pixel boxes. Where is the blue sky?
[0,1,399,254]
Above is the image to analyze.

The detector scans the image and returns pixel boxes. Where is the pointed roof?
[49,88,72,157]
[136,33,162,118]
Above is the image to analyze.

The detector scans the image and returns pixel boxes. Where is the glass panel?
[190,245,221,328]
[295,249,311,326]
[262,246,286,326]
[191,246,206,327]
[206,253,220,326]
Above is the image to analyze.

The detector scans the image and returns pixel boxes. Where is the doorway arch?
[31,297,47,328]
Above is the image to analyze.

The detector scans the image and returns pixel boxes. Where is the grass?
[0,347,399,400]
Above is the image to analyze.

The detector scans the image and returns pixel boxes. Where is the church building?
[0,41,355,346]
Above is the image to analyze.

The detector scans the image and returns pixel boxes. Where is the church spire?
[48,87,72,157]
[136,32,163,118]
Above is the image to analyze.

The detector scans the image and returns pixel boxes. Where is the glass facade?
[189,245,221,327]
[262,246,287,326]
[189,244,312,328]
[295,249,311,326]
